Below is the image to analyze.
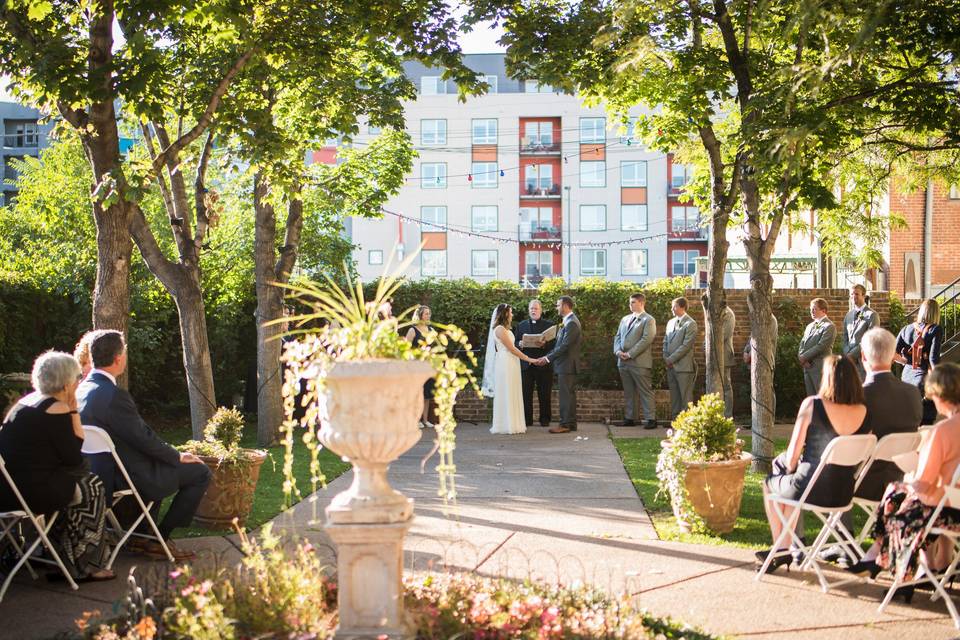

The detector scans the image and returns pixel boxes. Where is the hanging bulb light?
[500,169,505,177]
[468,173,473,182]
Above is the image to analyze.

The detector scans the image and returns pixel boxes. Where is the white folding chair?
[878,466,960,627]
[756,433,877,592]
[852,431,923,545]
[81,425,174,567]
[0,453,78,601]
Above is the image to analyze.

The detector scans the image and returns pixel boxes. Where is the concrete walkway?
[3,422,959,639]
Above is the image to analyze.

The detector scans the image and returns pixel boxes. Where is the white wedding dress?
[489,329,526,435]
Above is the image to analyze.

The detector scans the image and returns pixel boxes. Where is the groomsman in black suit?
[516,299,556,426]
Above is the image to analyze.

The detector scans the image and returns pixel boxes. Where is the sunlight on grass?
[613,436,866,549]
[160,422,351,538]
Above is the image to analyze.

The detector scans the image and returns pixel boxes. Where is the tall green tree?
[471,0,960,469]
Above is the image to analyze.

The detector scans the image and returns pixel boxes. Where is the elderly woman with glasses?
[0,351,114,582]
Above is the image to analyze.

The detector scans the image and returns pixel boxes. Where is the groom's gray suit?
[614,311,657,421]
[545,313,582,429]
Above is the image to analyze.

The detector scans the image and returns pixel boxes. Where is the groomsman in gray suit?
[614,292,658,429]
[663,297,698,419]
[798,298,837,396]
[841,284,878,380]
[720,305,736,418]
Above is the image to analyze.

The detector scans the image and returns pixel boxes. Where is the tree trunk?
[171,274,218,438]
[701,207,730,397]
[746,255,776,474]
[254,174,284,447]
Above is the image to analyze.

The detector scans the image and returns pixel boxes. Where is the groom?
[534,296,581,433]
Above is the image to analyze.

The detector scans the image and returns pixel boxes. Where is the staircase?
[907,275,960,362]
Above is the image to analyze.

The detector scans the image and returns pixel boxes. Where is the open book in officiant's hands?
[520,323,558,348]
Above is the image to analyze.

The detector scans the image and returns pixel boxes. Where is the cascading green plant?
[274,250,478,507]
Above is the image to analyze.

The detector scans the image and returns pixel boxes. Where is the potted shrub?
[180,406,268,530]
[656,393,751,534]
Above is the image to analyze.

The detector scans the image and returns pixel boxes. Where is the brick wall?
[888,180,960,296]
[454,388,673,422]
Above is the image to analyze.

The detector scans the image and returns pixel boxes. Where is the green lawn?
[612,436,867,549]
[158,423,351,538]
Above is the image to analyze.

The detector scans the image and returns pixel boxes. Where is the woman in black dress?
[895,298,943,425]
[757,355,868,572]
[405,305,436,429]
[0,351,113,582]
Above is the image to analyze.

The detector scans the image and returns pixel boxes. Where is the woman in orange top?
[847,362,960,596]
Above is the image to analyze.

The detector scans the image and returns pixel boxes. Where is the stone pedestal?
[326,521,411,639]
[316,359,434,640]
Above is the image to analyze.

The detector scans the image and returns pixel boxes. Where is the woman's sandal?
[47,568,116,583]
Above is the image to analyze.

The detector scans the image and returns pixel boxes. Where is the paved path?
[3,422,959,639]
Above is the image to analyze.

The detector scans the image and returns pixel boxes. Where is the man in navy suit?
[77,330,211,561]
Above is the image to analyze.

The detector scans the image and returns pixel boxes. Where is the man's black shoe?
[644,420,658,430]
[620,419,637,427]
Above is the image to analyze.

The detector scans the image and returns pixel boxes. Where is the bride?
[482,304,536,435]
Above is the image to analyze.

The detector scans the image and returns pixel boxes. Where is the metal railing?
[518,223,562,242]
[519,138,561,153]
[2,134,38,148]
[907,275,960,361]
[669,223,708,239]
[522,183,562,197]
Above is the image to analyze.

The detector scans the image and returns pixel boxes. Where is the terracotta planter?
[677,453,753,534]
[193,449,268,530]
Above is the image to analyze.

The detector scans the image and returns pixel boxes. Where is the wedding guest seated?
[756,355,868,572]
[73,331,95,378]
[0,351,114,582]
[846,363,960,601]
[77,330,210,561]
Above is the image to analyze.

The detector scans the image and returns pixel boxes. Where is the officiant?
[516,299,556,427]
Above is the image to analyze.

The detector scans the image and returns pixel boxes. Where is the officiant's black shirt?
[516,317,557,361]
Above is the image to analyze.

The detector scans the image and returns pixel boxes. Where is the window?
[524,164,554,194]
[4,121,38,147]
[525,81,554,93]
[580,161,606,187]
[421,119,447,145]
[421,163,447,189]
[483,75,498,93]
[421,206,447,232]
[368,250,383,266]
[580,117,606,144]
[422,250,447,276]
[580,249,606,276]
[621,161,647,187]
[672,205,699,232]
[951,184,960,199]
[621,205,648,231]
[471,161,498,188]
[472,250,498,277]
[524,121,554,147]
[671,163,691,189]
[672,249,700,276]
[525,251,553,277]
[421,76,447,95]
[520,207,554,230]
[471,206,498,231]
[621,249,648,276]
[580,205,606,231]
[621,116,639,143]
[472,119,498,144]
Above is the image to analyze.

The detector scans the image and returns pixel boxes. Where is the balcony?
[521,182,562,198]
[2,134,39,150]
[518,223,562,243]
[520,137,561,154]
[669,222,708,241]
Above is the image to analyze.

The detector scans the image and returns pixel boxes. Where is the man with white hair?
[823,327,922,565]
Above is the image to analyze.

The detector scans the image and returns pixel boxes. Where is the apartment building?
[1,101,54,207]
[344,54,706,286]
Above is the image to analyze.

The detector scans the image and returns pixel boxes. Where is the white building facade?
[343,54,706,286]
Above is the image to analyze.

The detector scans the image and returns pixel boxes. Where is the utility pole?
[564,185,572,284]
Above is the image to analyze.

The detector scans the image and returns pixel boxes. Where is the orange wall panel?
[422,232,447,250]
[580,143,605,160]
[472,145,498,162]
[621,187,647,204]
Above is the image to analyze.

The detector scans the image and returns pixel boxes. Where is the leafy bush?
[656,393,742,533]
[178,406,254,463]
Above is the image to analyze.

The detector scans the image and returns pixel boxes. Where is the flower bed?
[65,528,717,640]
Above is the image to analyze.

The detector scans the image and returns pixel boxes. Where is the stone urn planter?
[677,453,752,534]
[193,449,268,530]
[318,359,434,639]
